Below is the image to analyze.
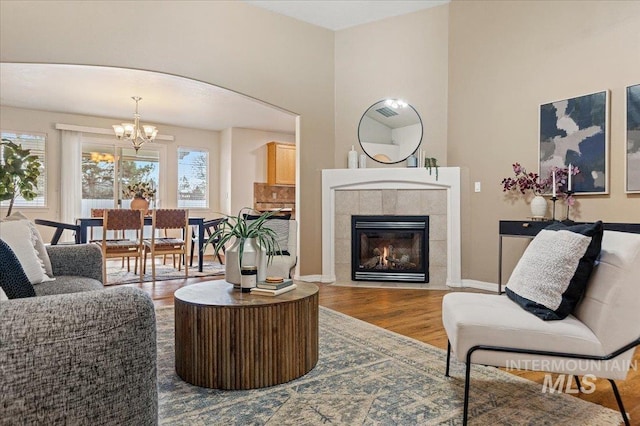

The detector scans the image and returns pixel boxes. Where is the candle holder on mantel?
[565,191,575,221]
[550,196,559,221]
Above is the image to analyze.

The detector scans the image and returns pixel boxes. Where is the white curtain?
[60,130,82,240]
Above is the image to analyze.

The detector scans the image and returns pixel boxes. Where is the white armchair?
[266,219,297,279]
[442,230,640,425]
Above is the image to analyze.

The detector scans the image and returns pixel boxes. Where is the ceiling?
[0,63,297,134]
[244,0,450,31]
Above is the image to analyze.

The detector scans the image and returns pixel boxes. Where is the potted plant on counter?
[205,207,282,285]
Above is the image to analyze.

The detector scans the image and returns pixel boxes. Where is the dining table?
[76,216,207,272]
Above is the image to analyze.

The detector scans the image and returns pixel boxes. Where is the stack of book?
[250,277,296,296]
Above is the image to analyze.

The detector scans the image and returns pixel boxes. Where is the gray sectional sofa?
[0,244,158,425]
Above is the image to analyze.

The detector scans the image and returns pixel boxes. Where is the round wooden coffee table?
[174,280,319,389]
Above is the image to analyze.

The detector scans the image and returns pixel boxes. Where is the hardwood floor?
[130,275,638,425]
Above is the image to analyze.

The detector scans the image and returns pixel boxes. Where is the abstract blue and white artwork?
[626,84,640,193]
[539,91,609,194]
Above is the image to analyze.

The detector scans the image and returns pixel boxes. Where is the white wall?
[228,128,295,215]
[0,105,221,240]
[219,128,233,215]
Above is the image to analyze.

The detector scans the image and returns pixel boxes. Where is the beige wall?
[335,5,449,168]
[0,0,335,275]
[3,1,639,281]
[227,128,295,215]
[448,1,640,285]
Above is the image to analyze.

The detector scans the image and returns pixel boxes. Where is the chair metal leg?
[609,380,630,426]
[445,340,451,377]
[463,358,471,426]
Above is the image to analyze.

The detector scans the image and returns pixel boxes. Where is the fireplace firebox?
[351,215,429,282]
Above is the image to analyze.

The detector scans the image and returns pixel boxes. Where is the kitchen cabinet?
[267,142,295,185]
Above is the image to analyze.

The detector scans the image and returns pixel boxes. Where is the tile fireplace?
[352,215,429,282]
[321,167,461,287]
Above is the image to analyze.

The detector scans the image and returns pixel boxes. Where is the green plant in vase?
[0,138,42,217]
[205,207,283,285]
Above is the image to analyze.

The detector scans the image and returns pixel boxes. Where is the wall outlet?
[272,192,277,199]
[474,181,481,192]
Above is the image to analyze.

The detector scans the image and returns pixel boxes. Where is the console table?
[174,280,319,389]
[498,220,640,294]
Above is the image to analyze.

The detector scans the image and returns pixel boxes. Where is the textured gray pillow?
[245,215,290,254]
[505,229,592,320]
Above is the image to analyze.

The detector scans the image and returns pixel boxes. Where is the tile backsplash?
[254,183,295,215]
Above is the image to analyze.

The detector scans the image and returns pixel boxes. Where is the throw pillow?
[0,239,36,299]
[244,214,291,255]
[0,219,54,284]
[505,226,594,320]
[1,211,53,276]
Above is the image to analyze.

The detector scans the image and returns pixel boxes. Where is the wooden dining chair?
[95,209,145,284]
[143,209,189,281]
[91,208,134,271]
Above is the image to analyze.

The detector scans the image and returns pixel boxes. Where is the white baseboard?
[461,279,500,293]
[296,274,335,283]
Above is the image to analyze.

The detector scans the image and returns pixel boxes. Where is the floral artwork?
[539,91,608,194]
[627,84,640,193]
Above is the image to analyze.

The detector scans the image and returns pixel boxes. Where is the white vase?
[225,237,267,285]
[530,195,548,218]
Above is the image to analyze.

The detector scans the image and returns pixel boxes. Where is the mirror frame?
[357,99,423,164]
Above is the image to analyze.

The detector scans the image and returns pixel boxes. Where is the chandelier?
[112,96,158,152]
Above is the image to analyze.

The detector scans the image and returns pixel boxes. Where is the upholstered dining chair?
[143,209,189,281]
[95,209,145,284]
[442,229,640,426]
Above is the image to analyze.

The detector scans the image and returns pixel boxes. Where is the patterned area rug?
[156,306,621,425]
[105,259,224,284]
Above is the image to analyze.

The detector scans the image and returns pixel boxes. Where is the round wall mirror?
[357,99,423,164]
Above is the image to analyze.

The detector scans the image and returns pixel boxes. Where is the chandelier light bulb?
[112,97,158,152]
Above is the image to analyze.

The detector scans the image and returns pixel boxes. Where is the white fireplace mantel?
[321,167,461,286]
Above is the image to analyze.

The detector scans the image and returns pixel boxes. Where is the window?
[1,130,47,208]
[177,147,208,208]
[81,143,160,217]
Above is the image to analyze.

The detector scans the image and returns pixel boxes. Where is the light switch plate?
[474,182,481,192]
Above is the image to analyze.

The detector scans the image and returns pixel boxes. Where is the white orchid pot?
[225,237,267,285]
[530,195,548,219]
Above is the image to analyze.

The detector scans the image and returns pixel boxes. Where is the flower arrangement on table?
[122,181,157,200]
[501,162,579,205]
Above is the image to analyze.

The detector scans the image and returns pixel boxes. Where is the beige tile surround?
[334,189,448,288]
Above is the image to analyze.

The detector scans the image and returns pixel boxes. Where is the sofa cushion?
[0,239,36,299]
[34,276,103,296]
[245,214,291,255]
[505,224,599,320]
[1,211,53,276]
[0,219,54,284]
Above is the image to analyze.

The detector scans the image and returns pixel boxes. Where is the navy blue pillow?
[0,239,36,299]
[506,220,603,320]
